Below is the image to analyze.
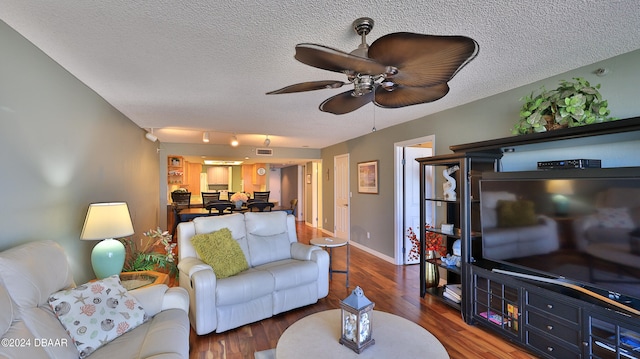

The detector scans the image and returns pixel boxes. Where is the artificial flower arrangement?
[406,225,447,258]
[120,228,178,278]
[230,192,249,202]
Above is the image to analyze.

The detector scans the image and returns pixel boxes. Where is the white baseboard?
[301,223,396,265]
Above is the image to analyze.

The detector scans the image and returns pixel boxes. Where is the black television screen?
[479,167,640,307]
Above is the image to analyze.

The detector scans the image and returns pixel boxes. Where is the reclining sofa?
[0,240,190,359]
[481,191,560,260]
[177,211,329,335]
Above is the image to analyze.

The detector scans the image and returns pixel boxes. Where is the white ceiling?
[2,1,640,150]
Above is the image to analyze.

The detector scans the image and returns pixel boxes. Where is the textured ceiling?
[2,0,640,150]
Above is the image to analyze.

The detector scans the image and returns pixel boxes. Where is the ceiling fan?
[266,17,479,115]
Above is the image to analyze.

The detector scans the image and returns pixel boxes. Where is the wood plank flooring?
[188,222,537,359]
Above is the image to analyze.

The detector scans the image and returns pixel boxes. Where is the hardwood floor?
[188,221,537,359]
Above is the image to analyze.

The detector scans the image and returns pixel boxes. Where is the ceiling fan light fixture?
[202,131,209,143]
[352,74,375,96]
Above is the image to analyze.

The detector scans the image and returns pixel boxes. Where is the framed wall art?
[357,160,378,194]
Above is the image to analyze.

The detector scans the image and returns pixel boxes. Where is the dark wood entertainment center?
[417,117,640,359]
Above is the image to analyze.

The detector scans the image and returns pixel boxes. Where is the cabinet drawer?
[526,330,582,359]
[527,292,580,323]
[526,310,580,345]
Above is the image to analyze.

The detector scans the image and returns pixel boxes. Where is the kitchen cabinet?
[207,166,229,184]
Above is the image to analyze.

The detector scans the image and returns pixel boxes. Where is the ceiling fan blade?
[374,83,450,108]
[266,80,346,94]
[319,90,374,115]
[295,43,387,75]
[368,33,479,87]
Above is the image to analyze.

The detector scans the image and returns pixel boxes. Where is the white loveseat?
[573,188,640,268]
[177,211,329,335]
[0,240,190,359]
[481,191,560,260]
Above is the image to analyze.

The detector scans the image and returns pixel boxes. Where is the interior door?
[404,146,433,264]
[334,154,350,240]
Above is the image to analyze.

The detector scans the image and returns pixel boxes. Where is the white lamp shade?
[546,180,575,195]
[81,202,134,240]
[81,202,133,278]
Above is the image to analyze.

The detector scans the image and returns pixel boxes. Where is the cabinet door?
[187,162,201,196]
[588,315,640,358]
[472,268,520,338]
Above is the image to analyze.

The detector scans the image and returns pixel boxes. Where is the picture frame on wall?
[357,160,378,194]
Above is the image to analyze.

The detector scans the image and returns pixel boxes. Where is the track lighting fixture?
[230,135,239,147]
[202,132,209,143]
[145,128,158,142]
[264,135,271,147]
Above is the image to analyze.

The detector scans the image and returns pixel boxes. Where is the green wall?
[321,49,640,259]
[0,21,160,283]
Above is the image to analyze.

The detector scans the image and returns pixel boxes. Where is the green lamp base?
[91,238,125,279]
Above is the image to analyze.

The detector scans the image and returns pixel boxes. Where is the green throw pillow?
[191,228,249,279]
[497,200,537,228]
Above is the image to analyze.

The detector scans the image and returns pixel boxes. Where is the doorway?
[394,136,435,265]
[334,154,350,240]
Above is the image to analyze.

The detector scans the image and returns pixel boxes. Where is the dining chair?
[171,191,191,208]
[206,201,232,215]
[201,192,221,207]
[289,198,298,216]
[252,191,270,203]
[247,201,274,212]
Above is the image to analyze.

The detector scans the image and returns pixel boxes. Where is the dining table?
[177,207,217,222]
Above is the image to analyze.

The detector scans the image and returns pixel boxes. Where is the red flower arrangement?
[406,227,421,262]
[406,225,447,258]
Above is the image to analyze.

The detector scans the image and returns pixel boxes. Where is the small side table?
[119,271,169,290]
[310,237,349,288]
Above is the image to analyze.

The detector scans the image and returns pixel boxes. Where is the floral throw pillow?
[596,207,635,229]
[48,275,147,357]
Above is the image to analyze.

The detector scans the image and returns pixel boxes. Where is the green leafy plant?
[120,228,178,278]
[513,77,617,135]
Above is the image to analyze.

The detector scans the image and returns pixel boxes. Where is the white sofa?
[481,191,560,260]
[573,188,640,268]
[177,211,329,335]
[0,240,190,359]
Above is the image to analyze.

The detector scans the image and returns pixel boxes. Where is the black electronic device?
[537,158,601,170]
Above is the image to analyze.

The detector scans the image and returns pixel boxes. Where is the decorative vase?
[425,250,440,288]
[235,200,243,209]
[543,114,569,131]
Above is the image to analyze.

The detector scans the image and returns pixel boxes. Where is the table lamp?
[546,180,575,216]
[80,202,134,279]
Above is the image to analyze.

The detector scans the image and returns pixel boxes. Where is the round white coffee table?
[310,237,349,287]
[276,309,449,359]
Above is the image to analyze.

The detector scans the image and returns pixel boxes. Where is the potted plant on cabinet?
[513,77,617,135]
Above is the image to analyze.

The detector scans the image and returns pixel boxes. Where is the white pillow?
[48,275,147,357]
[596,207,635,229]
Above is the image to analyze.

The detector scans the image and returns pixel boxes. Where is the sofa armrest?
[177,256,219,335]
[177,256,215,278]
[293,243,330,299]
[129,284,189,317]
[290,242,321,260]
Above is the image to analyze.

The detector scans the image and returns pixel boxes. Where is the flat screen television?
[478,167,640,313]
